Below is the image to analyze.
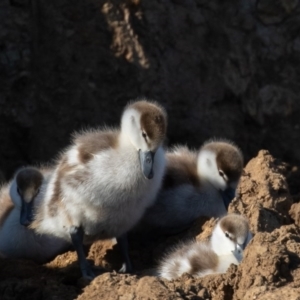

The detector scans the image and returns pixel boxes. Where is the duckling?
[31,99,167,278]
[138,139,243,235]
[0,167,69,264]
[158,214,252,280]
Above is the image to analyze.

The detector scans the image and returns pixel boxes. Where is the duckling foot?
[77,266,107,287]
[117,234,134,274]
[118,264,127,273]
[81,266,95,280]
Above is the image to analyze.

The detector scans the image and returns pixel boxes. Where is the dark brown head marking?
[128,100,167,147]
[220,214,249,242]
[16,167,43,196]
[201,140,244,184]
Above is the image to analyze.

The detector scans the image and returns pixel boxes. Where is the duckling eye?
[142,132,147,139]
[219,170,225,177]
[225,232,229,238]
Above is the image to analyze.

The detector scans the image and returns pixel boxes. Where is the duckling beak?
[20,198,34,227]
[233,244,244,262]
[220,187,235,210]
[139,150,155,179]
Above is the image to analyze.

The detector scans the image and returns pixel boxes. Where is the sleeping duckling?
[158,213,252,280]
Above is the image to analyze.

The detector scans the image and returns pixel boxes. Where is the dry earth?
[1,1,300,299]
[0,150,299,300]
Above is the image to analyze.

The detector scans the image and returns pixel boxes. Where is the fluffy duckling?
[138,139,243,234]
[31,99,167,278]
[158,214,252,280]
[0,167,69,264]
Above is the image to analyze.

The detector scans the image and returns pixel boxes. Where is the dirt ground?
[0,150,299,300]
[1,1,300,298]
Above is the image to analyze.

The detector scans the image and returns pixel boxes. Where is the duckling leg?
[70,226,95,279]
[117,233,133,273]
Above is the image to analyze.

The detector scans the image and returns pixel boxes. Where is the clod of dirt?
[77,274,180,300]
[229,150,293,233]
[233,224,300,300]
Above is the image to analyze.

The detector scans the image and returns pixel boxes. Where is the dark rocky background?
[1,0,300,182]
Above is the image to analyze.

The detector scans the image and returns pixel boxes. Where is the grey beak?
[20,199,34,227]
[139,150,155,179]
[220,187,236,210]
[233,244,244,262]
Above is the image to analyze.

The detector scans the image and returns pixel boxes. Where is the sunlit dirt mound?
[0,150,299,300]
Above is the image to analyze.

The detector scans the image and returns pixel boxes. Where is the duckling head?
[211,214,250,261]
[197,139,243,209]
[121,99,167,179]
[14,167,43,226]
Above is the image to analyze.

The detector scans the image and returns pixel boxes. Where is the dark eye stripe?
[225,232,234,241]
